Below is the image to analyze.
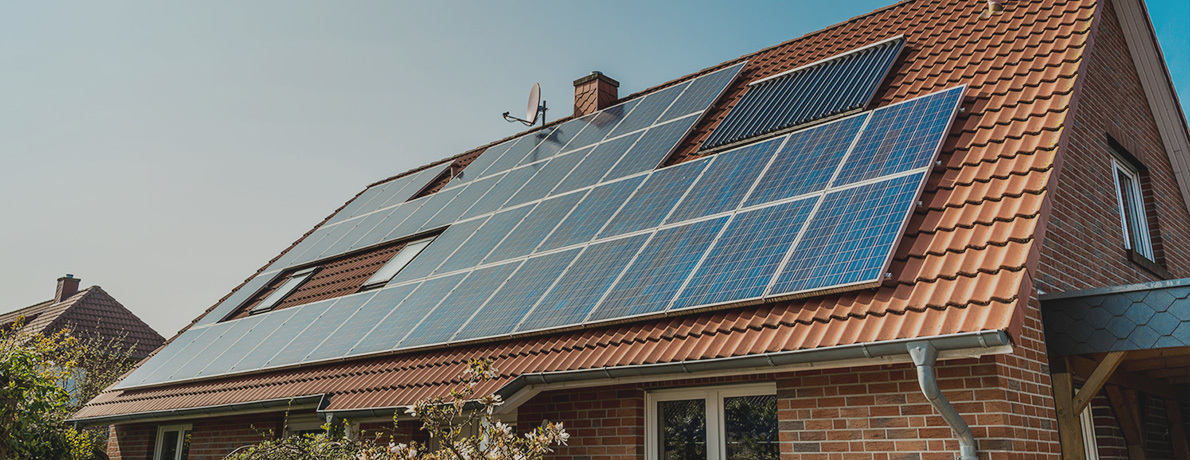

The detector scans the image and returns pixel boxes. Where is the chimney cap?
[59,274,75,280]
[573,71,619,88]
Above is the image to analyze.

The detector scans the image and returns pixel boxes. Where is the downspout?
[908,342,977,460]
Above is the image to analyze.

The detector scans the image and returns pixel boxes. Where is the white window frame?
[360,236,436,290]
[1079,402,1100,460]
[251,266,318,313]
[1111,158,1154,259]
[154,424,192,460]
[645,382,777,460]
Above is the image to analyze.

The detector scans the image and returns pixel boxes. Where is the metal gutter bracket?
[908,341,978,460]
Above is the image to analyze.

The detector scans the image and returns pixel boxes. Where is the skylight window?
[251,267,317,313]
[1112,157,1154,259]
[361,236,436,290]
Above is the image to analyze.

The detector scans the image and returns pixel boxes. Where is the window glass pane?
[253,270,314,312]
[364,238,434,287]
[159,431,179,460]
[658,399,707,460]
[724,395,779,460]
[180,430,191,460]
[1115,166,1152,258]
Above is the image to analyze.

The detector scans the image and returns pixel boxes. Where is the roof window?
[250,267,318,314]
[360,236,436,290]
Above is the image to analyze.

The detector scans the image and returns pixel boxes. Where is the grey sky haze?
[3,0,1187,338]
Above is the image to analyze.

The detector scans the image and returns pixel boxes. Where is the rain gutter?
[68,394,328,428]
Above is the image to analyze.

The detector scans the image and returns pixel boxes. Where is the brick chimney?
[573,71,619,117]
[55,274,80,302]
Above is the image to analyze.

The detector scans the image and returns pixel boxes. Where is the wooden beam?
[1107,385,1147,460]
[1167,399,1190,460]
[1052,357,1087,460]
[1070,355,1189,403]
[1074,351,1128,413]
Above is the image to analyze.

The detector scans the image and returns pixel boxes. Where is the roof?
[74,0,1097,422]
[1041,278,1190,356]
[3,286,166,358]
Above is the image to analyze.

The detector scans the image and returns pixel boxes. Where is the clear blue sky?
[2,1,1187,337]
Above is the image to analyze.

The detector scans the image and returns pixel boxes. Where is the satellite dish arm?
[503,102,547,126]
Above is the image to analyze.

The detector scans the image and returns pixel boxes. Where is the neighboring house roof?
[1042,278,1190,356]
[3,280,165,358]
[75,0,1101,422]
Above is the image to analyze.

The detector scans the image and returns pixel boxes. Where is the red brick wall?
[1038,0,1190,294]
[187,414,284,459]
[518,384,647,459]
[358,420,426,446]
[108,423,156,460]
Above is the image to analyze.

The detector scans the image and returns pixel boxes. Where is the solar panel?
[419,175,502,231]
[167,315,263,381]
[322,210,390,256]
[551,132,643,196]
[658,62,746,123]
[388,184,468,238]
[665,136,784,224]
[589,217,728,322]
[194,274,274,327]
[598,160,708,239]
[399,262,521,348]
[608,82,690,138]
[457,165,540,220]
[504,146,591,208]
[517,117,590,166]
[672,197,818,310]
[769,172,924,296]
[564,99,641,151]
[114,328,205,387]
[326,184,388,226]
[434,205,535,275]
[832,86,964,186]
[484,192,586,264]
[603,114,700,181]
[350,273,467,355]
[453,248,581,342]
[701,38,902,150]
[265,292,375,368]
[743,114,869,207]
[355,201,422,249]
[376,164,451,210]
[483,129,554,177]
[537,176,644,252]
[302,283,419,363]
[146,325,227,382]
[448,138,515,187]
[516,234,649,333]
[288,224,353,266]
[226,300,331,373]
[196,308,299,377]
[389,217,488,285]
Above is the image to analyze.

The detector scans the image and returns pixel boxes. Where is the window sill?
[1124,249,1173,279]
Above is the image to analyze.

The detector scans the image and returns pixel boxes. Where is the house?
[2,274,164,359]
[72,0,1190,458]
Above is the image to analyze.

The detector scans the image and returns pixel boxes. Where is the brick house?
[71,0,1190,459]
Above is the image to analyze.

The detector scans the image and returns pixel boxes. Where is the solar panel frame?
[563,99,642,152]
[195,308,300,377]
[373,163,452,210]
[387,184,467,238]
[607,81,690,138]
[516,116,590,166]
[482,128,555,178]
[503,146,591,208]
[433,205,535,275]
[398,261,521,348]
[551,132,643,196]
[657,62,746,123]
[302,283,419,363]
[483,191,586,264]
[456,165,540,221]
[597,159,709,239]
[742,113,870,207]
[601,114,701,181]
[225,299,333,374]
[113,327,206,388]
[354,201,422,250]
[664,136,785,224]
[388,216,488,285]
[265,292,375,367]
[452,248,581,342]
[350,273,467,355]
[445,137,516,187]
[418,174,502,231]
[537,176,644,252]
[166,315,263,382]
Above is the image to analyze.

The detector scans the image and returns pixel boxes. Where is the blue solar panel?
[389,216,488,285]
[435,205,535,274]
[453,248,581,342]
[323,210,390,256]
[370,164,447,211]
[457,165,540,220]
[356,201,422,249]
[608,82,690,138]
[483,129,553,177]
[169,315,263,381]
[565,99,641,151]
[769,172,924,295]
[484,191,586,264]
[389,184,467,237]
[504,146,591,208]
[195,309,298,377]
[227,300,331,373]
[419,174,502,231]
[589,217,727,322]
[832,86,964,186]
[665,137,783,224]
[538,176,644,252]
[598,160,708,238]
[743,114,869,207]
[658,62,745,123]
[350,273,467,355]
[552,132,643,196]
[516,234,648,333]
[265,292,375,367]
[290,222,355,265]
[194,273,274,327]
[115,328,205,387]
[399,262,521,348]
[448,138,515,186]
[702,38,902,150]
[518,117,589,166]
[303,283,419,363]
[603,114,700,181]
[150,324,232,381]
[326,184,388,226]
[672,197,818,310]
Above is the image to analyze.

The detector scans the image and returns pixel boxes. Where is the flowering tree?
[225,359,568,460]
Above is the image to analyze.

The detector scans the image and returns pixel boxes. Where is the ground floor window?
[155,424,191,460]
[646,383,778,460]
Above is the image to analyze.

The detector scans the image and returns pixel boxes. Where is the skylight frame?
[360,236,437,291]
[250,266,318,314]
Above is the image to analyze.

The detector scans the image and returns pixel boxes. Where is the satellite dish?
[503,83,547,126]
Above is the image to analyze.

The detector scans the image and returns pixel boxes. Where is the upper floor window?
[360,236,436,291]
[1111,157,1154,260]
[155,424,191,460]
[251,266,318,314]
[646,383,778,460]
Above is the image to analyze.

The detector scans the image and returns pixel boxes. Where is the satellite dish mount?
[503,82,547,127]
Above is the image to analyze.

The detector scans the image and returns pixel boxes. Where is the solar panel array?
[702,36,904,151]
[119,74,964,389]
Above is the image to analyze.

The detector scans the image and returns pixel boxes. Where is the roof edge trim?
[68,394,326,427]
[1039,277,1190,301]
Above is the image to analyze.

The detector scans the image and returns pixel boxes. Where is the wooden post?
[1052,357,1086,460]
[1167,399,1189,460]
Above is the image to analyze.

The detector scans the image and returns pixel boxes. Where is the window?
[1079,403,1100,460]
[1111,158,1154,259]
[360,236,435,290]
[155,424,191,460]
[251,267,318,313]
[646,383,778,460]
